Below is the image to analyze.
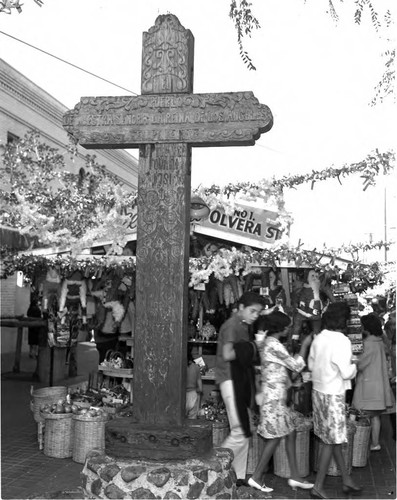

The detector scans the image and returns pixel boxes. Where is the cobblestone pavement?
[1,344,396,499]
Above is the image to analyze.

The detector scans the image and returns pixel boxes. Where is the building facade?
[0,58,139,355]
[0,58,139,188]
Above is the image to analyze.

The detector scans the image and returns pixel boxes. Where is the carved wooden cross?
[64,14,272,458]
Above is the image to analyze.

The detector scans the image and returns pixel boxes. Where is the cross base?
[105,418,213,460]
[81,447,235,499]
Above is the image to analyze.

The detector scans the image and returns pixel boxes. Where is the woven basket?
[31,386,68,423]
[247,431,266,475]
[212,420,229,447]
[273,426,312,478]
[313,422,356,476]
[42,412,74,458]
[72,413,108,463]
[352,421,371,467]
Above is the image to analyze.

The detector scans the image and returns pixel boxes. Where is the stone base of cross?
[64,13,272,460]
[106,419,213,461]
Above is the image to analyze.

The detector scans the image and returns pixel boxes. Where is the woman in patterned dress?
[308,301,362,499]
[248,311,314,493]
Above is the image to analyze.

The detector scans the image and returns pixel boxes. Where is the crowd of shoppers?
[210,290,395,498]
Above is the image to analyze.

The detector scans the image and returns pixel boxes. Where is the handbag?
[293,381,313,416]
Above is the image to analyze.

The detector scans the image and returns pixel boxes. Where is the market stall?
[1,208,381,402]
[1,203,393,480]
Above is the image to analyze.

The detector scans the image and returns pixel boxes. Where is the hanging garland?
[2,239,391,291]
[0,0,43,15]
[272,149,395,191]
[195,149,395,199]
[1,140,394,293]
[188,241,392,288]
[0,252,136,282]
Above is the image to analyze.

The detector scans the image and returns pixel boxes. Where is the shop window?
[7,132,20,144]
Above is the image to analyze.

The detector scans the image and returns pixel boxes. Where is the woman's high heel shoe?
[288,478,314,490]
[248,477,274,493]
[342,484,362,494]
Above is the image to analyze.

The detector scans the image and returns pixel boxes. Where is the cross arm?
[63,91,273,149]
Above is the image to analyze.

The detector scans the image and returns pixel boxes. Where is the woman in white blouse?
[308,301,361,499]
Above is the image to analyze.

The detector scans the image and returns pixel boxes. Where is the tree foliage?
[229,0,395,105]
[0,131,136,252]
[229,0,260,71]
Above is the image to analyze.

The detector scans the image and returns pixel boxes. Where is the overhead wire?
[0,30,138,95]
[0,30,286,156]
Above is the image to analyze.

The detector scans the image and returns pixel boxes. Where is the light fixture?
[190,196,210,222]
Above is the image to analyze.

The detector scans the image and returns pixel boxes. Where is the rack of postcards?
[333,283,363,354]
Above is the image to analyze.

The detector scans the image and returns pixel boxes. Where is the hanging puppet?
[290,268,329,349]
[58,270,87,324]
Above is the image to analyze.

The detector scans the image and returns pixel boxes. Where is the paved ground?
[1,342,396,499]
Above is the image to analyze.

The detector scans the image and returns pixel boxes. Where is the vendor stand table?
[0,317,47,373]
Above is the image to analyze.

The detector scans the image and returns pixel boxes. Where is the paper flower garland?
[272,149,394,191]
[0,239,392,293]
[0,252,136,283]
[188,241,392,288]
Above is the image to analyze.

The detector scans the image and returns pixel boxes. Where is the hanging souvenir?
[58,270,87,324]
[42,267,61,311]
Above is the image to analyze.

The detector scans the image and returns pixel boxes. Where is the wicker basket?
[72,413,108,464]
[212,420,229,447]
[273,425,312,478]
[313,422,356,476]
[352,421,371,467]
[247,431,266,475]
[31,386,68,423]
[42,412,74,458]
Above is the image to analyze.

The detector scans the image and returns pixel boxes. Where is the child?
[186,349,202,419]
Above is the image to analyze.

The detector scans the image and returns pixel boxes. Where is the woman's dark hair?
[303,268,316,284]
[256,311,291,334]
[360,313,383,337]
[321,301,351,331]
[238,291,264,308]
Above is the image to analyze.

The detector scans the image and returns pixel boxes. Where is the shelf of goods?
[98,366,134,378]
[189,340,217,381]
[118,335,134,346]
[97,365,133,403]
[188,339,217,354]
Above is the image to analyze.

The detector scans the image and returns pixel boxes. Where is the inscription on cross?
[64,14,273,460]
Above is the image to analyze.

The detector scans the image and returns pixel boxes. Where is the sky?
[0,0,396,256]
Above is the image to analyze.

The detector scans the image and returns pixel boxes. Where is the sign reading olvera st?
[194,203,283,244]
[121,201,283,244]
[63,92,273,148]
